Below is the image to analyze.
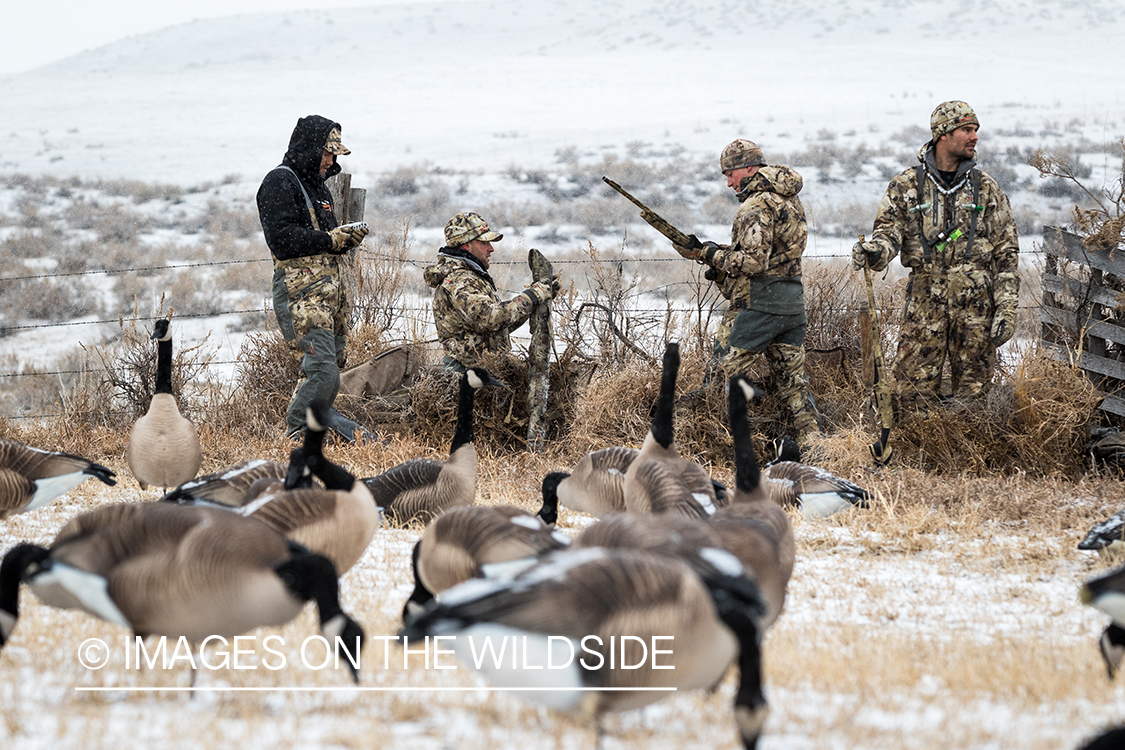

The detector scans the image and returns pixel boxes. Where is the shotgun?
[860,234,894,465]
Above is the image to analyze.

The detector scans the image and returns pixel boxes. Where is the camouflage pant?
[272,260,350,435]
[894,265,997,408]
[721,341,823,447]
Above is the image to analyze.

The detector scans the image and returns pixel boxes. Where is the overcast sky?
[0,0,416,76]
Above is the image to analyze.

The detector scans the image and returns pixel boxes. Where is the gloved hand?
[851,239,880,270]
[523,278,556,305]
[991,305,1017,348]
[328,223,369,253]
[700,241,721,266]
[673,234,704,261]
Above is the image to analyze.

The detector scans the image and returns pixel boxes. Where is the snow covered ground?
[1,1,1124,747]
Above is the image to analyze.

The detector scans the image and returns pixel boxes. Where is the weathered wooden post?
[327,172,367,326]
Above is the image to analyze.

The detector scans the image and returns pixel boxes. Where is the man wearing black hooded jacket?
[257,114,372,441]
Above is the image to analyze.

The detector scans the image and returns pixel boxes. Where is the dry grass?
[0,454,1121,749]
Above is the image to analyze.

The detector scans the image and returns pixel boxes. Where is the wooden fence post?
[326,172,368,328]
[1039,225,1125,417]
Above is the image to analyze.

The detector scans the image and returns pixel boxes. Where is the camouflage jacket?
[866,143,1020,310]
[424,248,535,367]
[706,165,808,314]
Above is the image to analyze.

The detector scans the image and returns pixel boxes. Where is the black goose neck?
[729,383,761,494]
[154,337,174,395]
[450,374,476,454]
[651,350,679,449]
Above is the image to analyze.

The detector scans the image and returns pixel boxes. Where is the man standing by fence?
[676,139,823,452]
[256,114,374,441]
[852,101,1020,409]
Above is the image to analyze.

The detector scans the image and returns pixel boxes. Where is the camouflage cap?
[324,127,351,156]
[720,139,766,172]
[444,211,503,247]
[930,101,979,140]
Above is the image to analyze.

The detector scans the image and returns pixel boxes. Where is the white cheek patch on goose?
[509,516,543,531]
[1093,591,1125,624]
[692,493,717,515]
[467,370,484,389]
[699,547,745,578]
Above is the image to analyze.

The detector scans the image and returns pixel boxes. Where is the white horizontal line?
[74,686,678,693]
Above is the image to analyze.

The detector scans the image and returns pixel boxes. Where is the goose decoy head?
[151,318,171,341]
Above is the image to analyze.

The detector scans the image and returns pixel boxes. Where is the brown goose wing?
[361,458,444,509]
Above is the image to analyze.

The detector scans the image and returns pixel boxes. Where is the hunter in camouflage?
[425,212,558,371]
[678,138,823,449]
[256,116,371,439]
[853,101,1020,408]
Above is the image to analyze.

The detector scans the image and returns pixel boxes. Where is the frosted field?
[0,469,1122,750]
[2,0,1125,747]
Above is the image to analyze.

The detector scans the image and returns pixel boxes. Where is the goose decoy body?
[361,367,503,525]
[126,318,202,491]
[535,446,638,525]
[399,546,767,748]
[1080,508,1125,554]
[159,457,301,507]
[0,502,365,682]
[237,403,381,576]
[623,342,721,519]
[0,439,116,519]
[403,504,570,620]
[763,435,870,517]
[709,376,796,629]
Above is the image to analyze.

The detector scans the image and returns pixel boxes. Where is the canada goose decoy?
[1081,562,1125,679]
[403,504,570,620]
[159,456,304,507]
[0,502,365,682]
[361,367,503,525]
[535,446,638,525]
[399,546,767,749]
[710,376,796,629]
[762,434,870,517]
[572,512,727,573]
[0,439,116,519]
[623,342,721,519]
[238,402,382,576]
[1080,508,1125,554]
[126,318,202,491]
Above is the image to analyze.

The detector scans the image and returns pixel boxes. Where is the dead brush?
[886,348,1101,477]
[404,350,595,455]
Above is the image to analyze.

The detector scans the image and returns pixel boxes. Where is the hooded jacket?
[865,142,1019,313]
[257,115,343,261]
[424,247,535,367]
[705,165,808,315]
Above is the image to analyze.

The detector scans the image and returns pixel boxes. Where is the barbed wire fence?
[1,246,1043,420]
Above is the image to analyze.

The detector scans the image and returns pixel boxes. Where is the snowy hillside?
[1,0,1121,185]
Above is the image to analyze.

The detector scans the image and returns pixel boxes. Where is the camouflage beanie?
[720,139,766,172]
[930,101,979,140]
[444,211,503,247]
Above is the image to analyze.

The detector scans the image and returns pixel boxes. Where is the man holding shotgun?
[676,139,824,451]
